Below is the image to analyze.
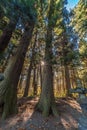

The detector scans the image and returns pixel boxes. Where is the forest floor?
[0,97,83,130]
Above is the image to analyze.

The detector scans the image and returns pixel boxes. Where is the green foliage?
[72,0,87,38]
[20,0,37,23]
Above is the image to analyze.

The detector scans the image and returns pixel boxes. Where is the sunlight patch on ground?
[67,100,82,113]
[61,116,78,129]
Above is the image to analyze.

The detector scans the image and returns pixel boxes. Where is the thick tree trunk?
[0,23,34,119]
[37,28,58,116]
[0,17,19,52]
[37,64,58,116]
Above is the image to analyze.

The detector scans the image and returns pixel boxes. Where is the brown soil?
[0,97,82,130]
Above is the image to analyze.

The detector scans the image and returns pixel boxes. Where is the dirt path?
[0,97,82,130]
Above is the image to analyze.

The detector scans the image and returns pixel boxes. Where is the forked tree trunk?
[0,23,34,119]
[0,17,19,52]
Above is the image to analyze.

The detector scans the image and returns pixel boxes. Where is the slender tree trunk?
[0,17,19,52]
[62,67,66,94]
[61,33,71,96]
[36,66,39,86]
[23,31,37,97]
[33,66,37,96]
[18,75,23,89]
[57,78,59,93]
[23,61,33,97]
[39,63,42,91]
[64,65,71,95]
[72,67,77,88]
[0,23,34,119]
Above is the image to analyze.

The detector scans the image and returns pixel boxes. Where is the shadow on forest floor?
[0,97,82,130]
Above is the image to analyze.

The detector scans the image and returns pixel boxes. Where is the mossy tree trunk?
[0,22,34,119]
